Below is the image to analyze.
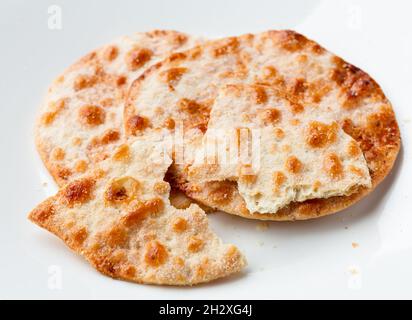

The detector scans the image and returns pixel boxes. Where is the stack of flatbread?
[29,30,400,285]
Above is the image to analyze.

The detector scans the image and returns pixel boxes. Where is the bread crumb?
[42,182,48,187]
[348,267,358,275]
[351,242,359,248]
[256,221,269,231]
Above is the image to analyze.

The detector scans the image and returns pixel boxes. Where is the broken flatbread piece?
[187,84,372,214]
[29,138,246,285]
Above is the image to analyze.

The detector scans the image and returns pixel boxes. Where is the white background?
[0,0,411,299]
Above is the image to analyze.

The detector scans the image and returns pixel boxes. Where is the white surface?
[0,0,411,299]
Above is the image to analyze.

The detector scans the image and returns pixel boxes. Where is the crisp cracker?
[187,84,372,214]
[36,30,200,186]
[125,30,400,220]
[29,138,246,285]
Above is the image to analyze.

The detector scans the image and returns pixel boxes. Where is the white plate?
[1,0,411,299]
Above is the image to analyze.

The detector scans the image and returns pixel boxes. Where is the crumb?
[256,221,269,232]
[348,267,358,275]
[258,240,264,247]
[42,182,48,187]
[351,242,359,248]
[344,226,349,230]
[272,245,277,249]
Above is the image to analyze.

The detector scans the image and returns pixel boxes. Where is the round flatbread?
[30,31,243,286]
[125,30,400,221]
[35,30,200,186]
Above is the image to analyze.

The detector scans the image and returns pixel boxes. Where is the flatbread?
[29,138,246,285]
[35,30,200,186]
[187,84,372,214]
[125,30,400,220]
